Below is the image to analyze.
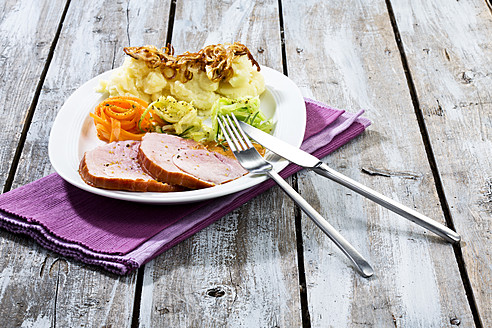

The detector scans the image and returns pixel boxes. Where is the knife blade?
[238,121,461,244]
[238,121,320,167]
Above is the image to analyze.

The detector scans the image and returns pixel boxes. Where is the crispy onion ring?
[123,42,260,83]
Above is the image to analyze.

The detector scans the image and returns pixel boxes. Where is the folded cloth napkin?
[0,98,370,275]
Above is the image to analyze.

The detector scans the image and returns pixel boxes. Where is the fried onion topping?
[123,42,260,83]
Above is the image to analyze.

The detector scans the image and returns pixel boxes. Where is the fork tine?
[217,116,239,152]
[218,118,373,277]
[229,114,254,148]
[225,115,248,150]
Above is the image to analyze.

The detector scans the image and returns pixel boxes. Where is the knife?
[238,121,461,244]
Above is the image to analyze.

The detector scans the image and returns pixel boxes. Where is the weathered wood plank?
[141,196,301,327]
[0,0,66,187]
[1,0,486,326]
[2,0,170,326]
[0,0,68,325]
[138,0,303,326]
[390,0,492,325]
[282,0,475,326]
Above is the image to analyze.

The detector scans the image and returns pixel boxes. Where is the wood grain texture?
[1,0,170,326]
[0,0,489,326]
[282,0,475,326]
[141,194,301,327]
[390,0,492,325]
[0,0,67,325]
[0,0,66,186]
[138,0,302,327]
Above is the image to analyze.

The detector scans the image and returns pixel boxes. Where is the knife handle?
[266,170,374,278]
[312,162,461,243]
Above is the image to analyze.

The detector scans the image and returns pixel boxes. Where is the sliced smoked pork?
[138,133,247,189]
[79,140,181,192]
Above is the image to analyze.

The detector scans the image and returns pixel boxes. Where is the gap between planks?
[2,0,72,194]
[1,0,71,325]
[278,0,312,326]
[131,266,145,328]
[485,0,492,15]
[130,0,176,326]
[384,0,484,327]
[129,0,313,326]
[165,0,177,46]
[3,0,480,326]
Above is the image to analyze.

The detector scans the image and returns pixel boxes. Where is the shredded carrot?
[91,96,150,142]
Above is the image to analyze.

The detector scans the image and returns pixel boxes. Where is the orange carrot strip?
[91,96,149,142]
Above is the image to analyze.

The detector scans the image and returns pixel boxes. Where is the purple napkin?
[0,99,370,275]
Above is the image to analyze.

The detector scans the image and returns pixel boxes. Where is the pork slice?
[172,149,247,185]
[79,140,182,192]
[138,133,247,189]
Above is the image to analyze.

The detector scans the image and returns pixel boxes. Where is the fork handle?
[267,170,374,278]
[312,163,461,244]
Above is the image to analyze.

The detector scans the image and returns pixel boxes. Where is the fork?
[218,114,374,278]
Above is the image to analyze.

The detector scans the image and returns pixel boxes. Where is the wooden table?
[1,0,490,326]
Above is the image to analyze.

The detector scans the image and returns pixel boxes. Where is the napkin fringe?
[0,210,137,275]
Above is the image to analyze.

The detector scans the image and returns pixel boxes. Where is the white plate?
[49,67,306,204]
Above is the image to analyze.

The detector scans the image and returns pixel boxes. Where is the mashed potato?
[98,45,265,113]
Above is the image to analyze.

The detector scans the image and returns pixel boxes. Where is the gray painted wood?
[1,0,170,326]
[0,0,488,326]
[390,0,492,325]
[0,0,65,187]
[138,0,303,327]
[0,0,68,325]
[282,0,475,326]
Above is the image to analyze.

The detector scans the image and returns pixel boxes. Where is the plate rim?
[48,66,306,204]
